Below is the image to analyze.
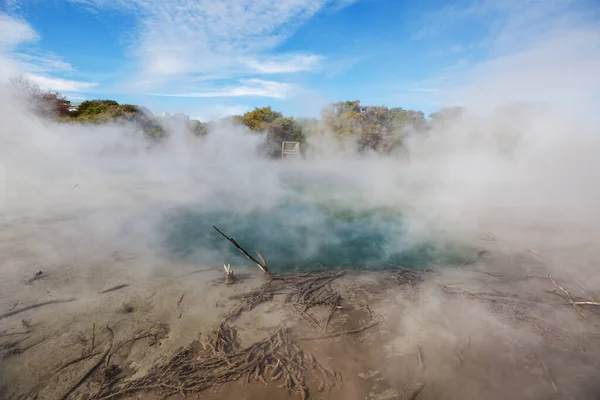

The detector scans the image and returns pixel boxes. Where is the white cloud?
[0,13,39,48]
[155,79,296,99]
[65,0,355,91]
[0,13,96,94]
[385,0,600,116]
[24,73,98,92]
[412,0,600,117]
[15,51,74,74]
[190,105,249,121]
[62,92,88,101]
[245,54,322,74]
[446,27,600,115]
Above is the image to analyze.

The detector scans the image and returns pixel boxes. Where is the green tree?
[238,106,283,131]
[189,120,209,137]
[76,100,122,118]
[428,107,464,127]
[261,117,306,158]
[321,100,364,139]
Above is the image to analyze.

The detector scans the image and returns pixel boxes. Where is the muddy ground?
[1,228,600,400]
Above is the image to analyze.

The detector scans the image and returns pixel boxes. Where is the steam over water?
[160,172,472,271]
[161,204,470,272]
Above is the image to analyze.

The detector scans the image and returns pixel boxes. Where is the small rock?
[317,382,325,392]
[368,388,400,400]
[358,370,382,380]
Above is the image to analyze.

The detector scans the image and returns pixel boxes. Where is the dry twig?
[97,327,337,400]
[299,320,381,341]
[57,326,114,400]
[26,271,45,284]
[389,268,424,286]
[417,345,425,370]
[213,226,271,276]
[0,298,77,320]
[548,275,585,318]
[98,285,129,294]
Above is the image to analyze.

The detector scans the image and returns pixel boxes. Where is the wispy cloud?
[154,79,296,99]
[412,0,600,115]
[0,13,98,93]
[64,0,355,95]
[385,0,600,115]
[245,54,322,74]
[24,73,98,92]
[15,50,75,74]
[0,13,38,47]
[190,104,250,121]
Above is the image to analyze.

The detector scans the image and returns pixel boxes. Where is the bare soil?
[1,234,600,400]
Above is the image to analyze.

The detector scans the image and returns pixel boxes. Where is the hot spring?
[151,168,472,272]
[159,203,472,273]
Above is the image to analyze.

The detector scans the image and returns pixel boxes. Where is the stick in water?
[213,226,271,276]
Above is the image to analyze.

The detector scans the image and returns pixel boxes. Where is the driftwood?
[408,383,426,400]
[98,285,129,294]
[299,320,381,341]
[57,326,114,400]
[204,322,238,354]
[417,345,425,370]
[97,327,338,400]
[389,268,424,286]
[213,226,271,276]
[540,359,558,393]
[0,298,77,320]
[548,275,586,318]
[1,337,43,360]
[26,271,45,284]
[226,285,275,321]
[27,325,167,400]
[33,270,349,400]
[464,250,489,265]
[225,270,345,330]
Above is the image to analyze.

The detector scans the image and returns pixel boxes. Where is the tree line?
[11,76,459,157]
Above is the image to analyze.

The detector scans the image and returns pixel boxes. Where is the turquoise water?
[159,201,471,272]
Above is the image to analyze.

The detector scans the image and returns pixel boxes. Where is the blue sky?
[1,0,599,120]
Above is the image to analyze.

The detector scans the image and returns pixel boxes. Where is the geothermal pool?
[160,201,471,272]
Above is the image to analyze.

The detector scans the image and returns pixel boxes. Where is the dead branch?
[453,336,471,365]
[2,338,44,359]
[389,268,424,286]
[548,275,585,318]
[464,250,489,265]
[205,323,238,354]
[298,320,381,341]
[91,323,96,354]
[226,285,274,321]
[98,284,129,294]
[417,345,425,370]
[540,359,558,392]
[26,270,45,284]
[408,383,426,400]
[470,270,503,277]
[96,326,337,400]
[0,298,77,320]
[213,226,271,276]
[57,351,102,372]
[574,301,600,306]
[57,326,114,400]
[0,330,29,338]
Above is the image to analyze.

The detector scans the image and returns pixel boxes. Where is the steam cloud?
[1,21,600,280]
[1,5,600,400]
